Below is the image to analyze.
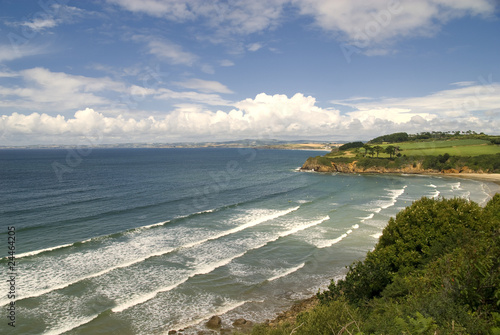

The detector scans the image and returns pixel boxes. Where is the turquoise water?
[0,148,496,334]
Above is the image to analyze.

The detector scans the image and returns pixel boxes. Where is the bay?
[0,148,496,334]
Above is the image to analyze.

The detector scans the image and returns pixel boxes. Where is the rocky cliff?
[300,157,478,174]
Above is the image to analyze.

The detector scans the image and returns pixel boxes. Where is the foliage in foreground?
[249,195,500,334]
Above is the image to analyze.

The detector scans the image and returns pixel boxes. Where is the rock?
[206,315,222,329]
[233,318,254,328]
[167,331,177,335]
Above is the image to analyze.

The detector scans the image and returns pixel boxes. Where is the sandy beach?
[443,173,500,186]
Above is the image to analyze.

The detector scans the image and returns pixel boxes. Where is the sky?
[0,0,499,145]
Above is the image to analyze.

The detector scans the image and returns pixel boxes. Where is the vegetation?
[319,131,500,173]
[248,195,500,335]
[339,141,365,151]
[369,132,410,144]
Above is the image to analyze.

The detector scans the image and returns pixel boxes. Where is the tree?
[374,145,383,157]
[385,145,396,159]
[363,144,372,157]
[368,147,376,157]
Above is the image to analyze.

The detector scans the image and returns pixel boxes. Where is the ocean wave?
[112,211,322,314]
[267,263,305,282]
[4,206,301,306]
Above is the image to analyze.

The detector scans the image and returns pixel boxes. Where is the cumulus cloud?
[1,83,499,145]
[0,94,344,144]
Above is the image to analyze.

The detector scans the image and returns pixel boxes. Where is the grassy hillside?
[380,139,500,157]
[307,132,500,173]
[246,195,500,335]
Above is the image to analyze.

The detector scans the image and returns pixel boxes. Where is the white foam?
[371,232,383,239]
[8,207,300,305]
[43,315,100,335]
[317,233,349,249]
[359,213,374,222]
[181,206,300,250]
[112,249,250,313]
[267,263,305,282]
[15,219,170,259]
[15,242,75,259]
[450,182,461,190]
[134,220,169,231]
[379,186,407,209]
[112,212,322,313]
[352,224,359,229]
[279,216,329,237]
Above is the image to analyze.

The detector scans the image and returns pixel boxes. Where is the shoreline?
[183,172,500,334]
[226,174,500,334]
[438,172,500,186]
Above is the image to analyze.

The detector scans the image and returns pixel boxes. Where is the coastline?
[425,172,500,200]
[179,171,499,334]
[227,174,500,334]
[440,172,500,186]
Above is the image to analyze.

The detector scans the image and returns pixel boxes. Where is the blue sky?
[0,0,499,145]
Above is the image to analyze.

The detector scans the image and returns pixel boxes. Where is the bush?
[316,196,500,334]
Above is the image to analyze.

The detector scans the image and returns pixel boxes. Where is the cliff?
[300,156,478,174]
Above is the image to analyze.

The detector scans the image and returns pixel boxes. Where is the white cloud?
[7,4,99,32]
[294,0,496,51]
[450,81,476,87]
[247,43,263,52]
[0,43,48,62]
[106,0,197,20]
[1,82,499,145]
[108,0,287,35]
[21,17,58,31]
[173,79,233,94]
[144,38,199,66]
[155,88,232,106]
[219,59,235,67]
[336,79,500,118]
[107,0,496,55]
[0,67,126,112]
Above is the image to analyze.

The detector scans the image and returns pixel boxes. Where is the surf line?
[6,206,300,305]
[13,219,172,259]
[46,212,326,335]
[111,212,324,314]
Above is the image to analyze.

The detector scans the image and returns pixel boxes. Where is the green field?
[377,139,500,157]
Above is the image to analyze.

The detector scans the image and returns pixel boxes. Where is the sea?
[1,148,498,334]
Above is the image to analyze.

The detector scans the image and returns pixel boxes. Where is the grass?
[354,139,500,157]
[401,144,500,156]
